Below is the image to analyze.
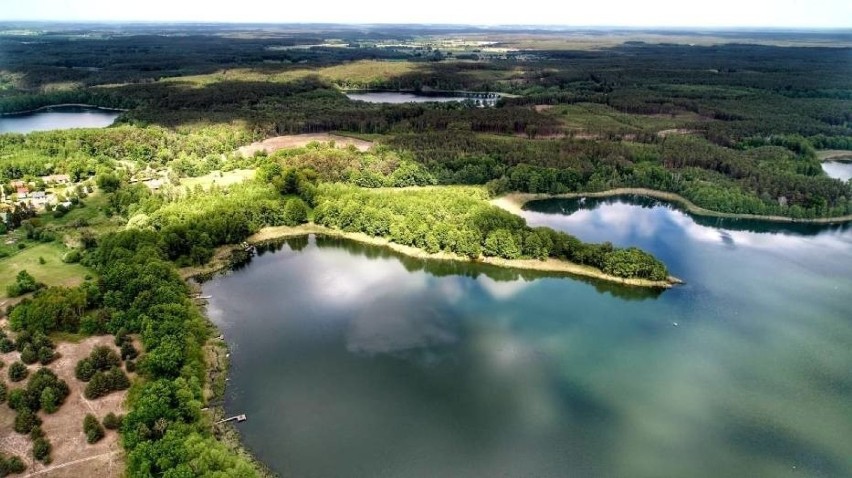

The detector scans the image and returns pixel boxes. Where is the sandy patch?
[0,335,128,477]
[657,128,695,137]
[237,133,373,157]
[816,150,852,161]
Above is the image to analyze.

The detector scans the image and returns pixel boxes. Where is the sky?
[0,0,850,28]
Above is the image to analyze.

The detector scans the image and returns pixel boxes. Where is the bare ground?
[237,133,373,157]
[0,335,129,478]
[817,150,852,161]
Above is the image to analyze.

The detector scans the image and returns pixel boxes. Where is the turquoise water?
[0,106,120,134]
[203,197,852,478]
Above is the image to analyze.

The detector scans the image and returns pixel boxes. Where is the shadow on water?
[243,234,665,301]
[526,195,852,236]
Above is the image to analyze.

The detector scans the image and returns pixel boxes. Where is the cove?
[0,105,121,134]
[202,198,852,478]
[821,161,852,182]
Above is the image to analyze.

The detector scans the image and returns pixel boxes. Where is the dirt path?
[21,451,121,477]
[237,133,373,157]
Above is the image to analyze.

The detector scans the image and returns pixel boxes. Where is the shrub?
[75,359,95,382]
[102,412,123,430]
[84,367,130,399]
[25,368,70,413]
[5,270,40,297]
[32,437,51,463]
[19,345,38,365]
[83,414,105,444]
[38,347,56,365]
[0,454,26,475]
[89,346,121,371]
[8,362,27,382]
[120,341,138,361]
[7,389,26,411]
[40,388,58,414]
[0,382,6,404]
[62,250,82,264]
[13,408,40,434]
[114,328,128,346]
[0,339,13,353]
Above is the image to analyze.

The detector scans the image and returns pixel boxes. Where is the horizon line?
[0,20,850,31]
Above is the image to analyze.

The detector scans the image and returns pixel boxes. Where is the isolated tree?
[84,414,105,444]
[20,345,38,365]
[32,437,51,463]
[75,358,95,382]
[8,362,28,382]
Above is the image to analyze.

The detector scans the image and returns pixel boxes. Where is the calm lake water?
[346,91,498,106]
[203,196,852,478]
[822,161,852,182]
[0,106,120,134]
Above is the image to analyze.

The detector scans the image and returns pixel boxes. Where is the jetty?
[215,414,247,424]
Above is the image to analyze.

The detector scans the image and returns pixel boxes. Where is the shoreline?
[493,188,852,225]
[244,224,679,288]
[0,103,129,117]
[817,150,852,162]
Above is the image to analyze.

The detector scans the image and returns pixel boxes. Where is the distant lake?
[346,91,499,106]
[204,196,852,478]
[822,161,852,181]
[0,105,121,134]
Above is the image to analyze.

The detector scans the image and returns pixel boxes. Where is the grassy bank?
[494,189,852,225]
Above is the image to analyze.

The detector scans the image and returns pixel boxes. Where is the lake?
[203,196,852,478]
[346,91,499,106]
[821,161,852,182]
[0,105,121,134]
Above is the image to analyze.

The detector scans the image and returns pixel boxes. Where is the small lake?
[0,105,121,134]
[821,161,852,182]
[203,196,852,478]
[346,91,499,106]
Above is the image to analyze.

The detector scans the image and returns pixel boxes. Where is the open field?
[0,243,91,300]
[179,169,256,190]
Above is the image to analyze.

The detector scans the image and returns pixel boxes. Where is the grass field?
[549,103,697,136]
[179,169,256,190]
[0,242,91,299]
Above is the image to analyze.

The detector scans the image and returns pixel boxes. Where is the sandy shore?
[817,150,852,161]
[493,189,852,224]
[244,224,679,288]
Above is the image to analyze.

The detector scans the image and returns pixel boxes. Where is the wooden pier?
[215,414,247,424]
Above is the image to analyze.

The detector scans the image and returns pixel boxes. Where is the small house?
[16,187,29,198]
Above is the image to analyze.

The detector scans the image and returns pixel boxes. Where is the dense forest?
[0,23,850,478]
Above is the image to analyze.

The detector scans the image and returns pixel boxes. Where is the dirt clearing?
[0,335,128,477]
[237,133,373,157]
